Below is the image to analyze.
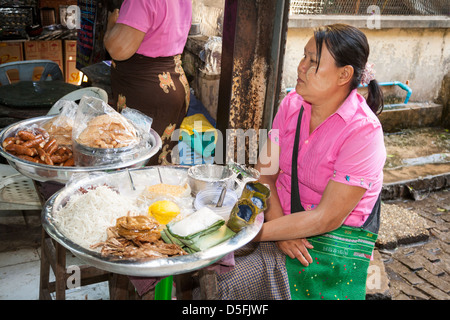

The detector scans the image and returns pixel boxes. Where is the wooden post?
[216,0,290,165]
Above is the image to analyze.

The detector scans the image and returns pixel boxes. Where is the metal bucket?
[187,164,235,195]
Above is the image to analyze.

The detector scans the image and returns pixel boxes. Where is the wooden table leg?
[109,273,131,300]
[174,272,194,300]
[139,286,156,300]
[54,241,66,300]
[109,274,155,300]
[39,229,66,300]
[39,229,112,300]
[198,269,218,300]
[39,229,51,300]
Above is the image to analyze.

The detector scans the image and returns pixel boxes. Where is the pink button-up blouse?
[269,89,386,227]
[117,0,192,58]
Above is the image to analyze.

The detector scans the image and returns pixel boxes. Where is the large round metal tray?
[42,166,263,277]
[0,115,162,183]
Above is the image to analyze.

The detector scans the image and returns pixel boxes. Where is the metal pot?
[187,164,235,195]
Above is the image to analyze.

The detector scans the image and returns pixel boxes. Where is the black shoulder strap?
[291,106,305,213]
[362,193,381,234]
[289,104,380,234]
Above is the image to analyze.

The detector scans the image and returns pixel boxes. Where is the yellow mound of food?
[144,183,191,199]
[148,200,181,225]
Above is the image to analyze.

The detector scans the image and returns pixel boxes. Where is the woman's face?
[295,36,341,103]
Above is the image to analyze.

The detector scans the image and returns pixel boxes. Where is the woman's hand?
[276,238,314,266]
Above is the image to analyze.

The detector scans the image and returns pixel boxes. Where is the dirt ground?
[383,127,450,183]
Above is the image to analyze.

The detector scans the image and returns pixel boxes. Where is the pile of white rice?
[53,185,142,250]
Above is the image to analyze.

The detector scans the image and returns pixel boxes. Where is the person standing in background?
[104,0,192,165]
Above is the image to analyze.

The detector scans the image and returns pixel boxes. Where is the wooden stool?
[174,270,218,300]
[39,228,219,300]
[39,229,113,300]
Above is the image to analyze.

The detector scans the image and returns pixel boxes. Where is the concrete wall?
[187,2,449,111]
[283,20,450,103]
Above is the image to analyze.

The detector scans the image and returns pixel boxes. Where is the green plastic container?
[155,276,173,300]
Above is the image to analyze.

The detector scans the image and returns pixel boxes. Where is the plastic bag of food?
[200,36,222,75]
[2,105,77,167]
[73,96,139,149]
[71,96,151,166]
[121,107,153,135]
[2,124,52,164]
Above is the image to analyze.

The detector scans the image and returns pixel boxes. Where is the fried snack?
[91,215,187,260]
[17,130,36,141]
[22,135,44,148]
[76,114,138,149]
[5,143,37,157]
[3,128,75,166]
[115,215,161,242]
[42,116,73,146]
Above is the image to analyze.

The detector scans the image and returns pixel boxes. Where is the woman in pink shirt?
[104,0,192,165]
[217,24,386,300]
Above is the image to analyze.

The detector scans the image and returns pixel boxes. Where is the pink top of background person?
[117,0,192,57]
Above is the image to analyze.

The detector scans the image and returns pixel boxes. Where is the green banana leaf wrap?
[162,217,235,252]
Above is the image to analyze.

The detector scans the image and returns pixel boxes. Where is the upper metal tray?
[0,115,162,183]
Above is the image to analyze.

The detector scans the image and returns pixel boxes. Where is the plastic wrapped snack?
[72,96,153,166]
[161,207,235,253]
[42,100,78,146]
[74,97,138,149]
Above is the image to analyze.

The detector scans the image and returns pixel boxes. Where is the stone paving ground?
[372,126,450,300]
[372,188,450,300]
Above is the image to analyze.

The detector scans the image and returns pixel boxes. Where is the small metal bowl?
[187,164,235,195]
